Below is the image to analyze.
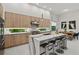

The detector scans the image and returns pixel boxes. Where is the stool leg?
[77,36,78,40]
[56,40,64,54]
[45,45,49,55]
[49,43,57,55]
[61,38,67,49]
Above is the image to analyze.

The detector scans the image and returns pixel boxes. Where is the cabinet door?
[4,34,29,48]
[14,34,29,45]
[5,12,14,28]
[14,34,21,45]
[13,13,19,27]
[44,19,50,27]
[20,34,29,44]
[4,35,15,48]
[20,15,26,28]
[25,16,31,28]
[0,4,3,18]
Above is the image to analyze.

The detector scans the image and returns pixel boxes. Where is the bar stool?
[73,33,78,40]
[49,39,57,55]
[40,42,49,55]
[56,37,64,54]
[60,37,67,50]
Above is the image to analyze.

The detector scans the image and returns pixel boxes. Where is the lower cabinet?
[14,34,29,45]
[4,33,29,48]
[4,35,15,48]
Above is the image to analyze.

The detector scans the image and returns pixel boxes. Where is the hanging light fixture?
[41,13,44,21]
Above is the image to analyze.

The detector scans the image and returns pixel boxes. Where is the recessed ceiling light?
[63,9,69,12]
[43,6,47,8]
[36,3,39,5]
[49,8,52,10]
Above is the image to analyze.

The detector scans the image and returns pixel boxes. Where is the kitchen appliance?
[31,20,40,35]
[0,17,4,55]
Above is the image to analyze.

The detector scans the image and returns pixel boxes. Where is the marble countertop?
[34,33,65,42]
[4,28,31,35]
[4,32,30,35]
[3,28,51,35]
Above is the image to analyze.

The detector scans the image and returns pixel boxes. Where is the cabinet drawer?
[4,35,15,48]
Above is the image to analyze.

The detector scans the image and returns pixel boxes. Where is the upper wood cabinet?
[39,19,50,27]
[21,16,31,28]
[5,12,50,28]
[5,12,14,27]
[0,4,3,18]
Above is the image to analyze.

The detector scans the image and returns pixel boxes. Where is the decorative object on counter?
[51,22,56,31]
[69,21,76,29]
[51,26,56,31]
[61,22,67,29]
[31,20,39,27]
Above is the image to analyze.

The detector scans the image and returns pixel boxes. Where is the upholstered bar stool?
[40,42,49,55]
[56,37,64,54]
[73,33,78,40]
[49,39,57,55]
[60,36,67,50]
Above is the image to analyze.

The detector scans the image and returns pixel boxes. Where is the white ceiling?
[33,3,79,15]
[2,3,79,15]
[2,3,51,19]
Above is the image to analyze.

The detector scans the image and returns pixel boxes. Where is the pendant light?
[41,13,44,21]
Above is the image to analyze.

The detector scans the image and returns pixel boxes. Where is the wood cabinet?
[5,12,50,28]
[5,12,31,28]
[4,35,15,48]
[4,34,29,48]
[5,12,14,27]
[39,19,50,27]
[20,34,29,44]
[14,34,29,45]
[0,3,3,18]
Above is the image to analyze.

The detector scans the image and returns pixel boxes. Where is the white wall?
[50,11,60,29]
[2,3,51,19]
[58,11,79,32]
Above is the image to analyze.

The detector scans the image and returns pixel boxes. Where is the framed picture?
[61,22,67,29]
[69,21,76,29]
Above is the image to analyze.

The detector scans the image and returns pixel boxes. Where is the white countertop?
[34,33,65,41]
[3,28,51,35]
[4,28,30,35]
[4,32,30,35]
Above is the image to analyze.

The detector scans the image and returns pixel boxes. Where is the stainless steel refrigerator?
[0,17,4,55]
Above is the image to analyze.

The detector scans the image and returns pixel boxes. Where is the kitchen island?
[29,33,66,55]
